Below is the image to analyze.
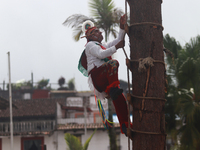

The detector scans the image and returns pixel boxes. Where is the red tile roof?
[0,96,17,110]
[0,98,94,118]
[0,98,66,118]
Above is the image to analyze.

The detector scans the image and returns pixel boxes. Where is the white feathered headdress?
[82,20,94,33]
[81,20,96,38]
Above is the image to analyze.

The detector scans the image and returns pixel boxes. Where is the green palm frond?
[185,35,200,59]
[65,129,96,150]
[163,34,182,60]
[63,0,124,41]
[163,34,182,77]
[177,57,196,88]
[178,89,194,116]
[176,87,200,149]
[83,129,97,150]
[65,133,83,150]
[89,0,114,18]
[63,14,95,41]
[179,124,200,150]
[88,0,123,41]
[163,32,200,150]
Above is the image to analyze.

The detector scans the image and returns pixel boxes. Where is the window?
[21,137,44,150]
[23,93,31,99]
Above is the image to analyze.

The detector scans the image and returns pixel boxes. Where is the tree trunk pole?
[127,0,166,149]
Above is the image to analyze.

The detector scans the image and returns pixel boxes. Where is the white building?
[0,91,131,150]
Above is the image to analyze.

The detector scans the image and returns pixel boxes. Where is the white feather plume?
[82,20,94,33]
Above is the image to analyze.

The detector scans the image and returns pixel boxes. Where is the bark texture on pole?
[128,0,166,149]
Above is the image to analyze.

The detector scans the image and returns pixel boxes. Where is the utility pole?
[126,0,166,149]
[8,52,14,150]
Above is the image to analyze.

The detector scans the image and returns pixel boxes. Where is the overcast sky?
[0,0,199,91]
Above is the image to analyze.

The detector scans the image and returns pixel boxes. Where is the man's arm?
[86,42,117,59]
[103,15,126,48]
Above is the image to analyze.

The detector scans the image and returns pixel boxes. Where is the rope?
[129,58,165,64]
[122,48,129,59]
[129,128,167,135]
[130,22,164,30]
[130,93,167,102]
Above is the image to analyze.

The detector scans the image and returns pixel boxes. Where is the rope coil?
[139,57,154,72]
[127,57,165,72]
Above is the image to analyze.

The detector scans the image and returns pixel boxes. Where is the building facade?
[0,90,131,150]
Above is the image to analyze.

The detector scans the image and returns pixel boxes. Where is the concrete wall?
[0,130,131,150]
[1,136,21,150]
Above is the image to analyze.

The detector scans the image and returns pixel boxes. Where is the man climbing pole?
[78,14,131,135]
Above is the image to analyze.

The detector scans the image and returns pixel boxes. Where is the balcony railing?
[57,116,103,124]
[0,120,55,133]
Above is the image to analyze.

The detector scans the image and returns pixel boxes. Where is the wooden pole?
[127,0,166,149]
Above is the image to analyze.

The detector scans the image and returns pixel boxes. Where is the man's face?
[90,29,103,43]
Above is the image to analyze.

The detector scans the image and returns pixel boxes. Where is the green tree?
[37,79,50,89]
[164,34,200,149]
[7,80,32,90]
[58,77,68,90]
[163,34,183,149]
[58,77,65,87]
[176,89,200,150]
[63,0,123,42]
[63,1,123,149]
[65,129,96,150]
[68,78,75,90]
[163,34,182,132]
[175,36,200,150]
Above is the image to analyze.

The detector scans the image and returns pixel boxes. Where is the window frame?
[21,136,44,150]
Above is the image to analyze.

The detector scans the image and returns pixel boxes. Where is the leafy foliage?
[164,34,200,149]
[7,80,32,90]
[65,129,96,150]
[68,78,75,90]
[63,0,123,42]
[37,79,49,89]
